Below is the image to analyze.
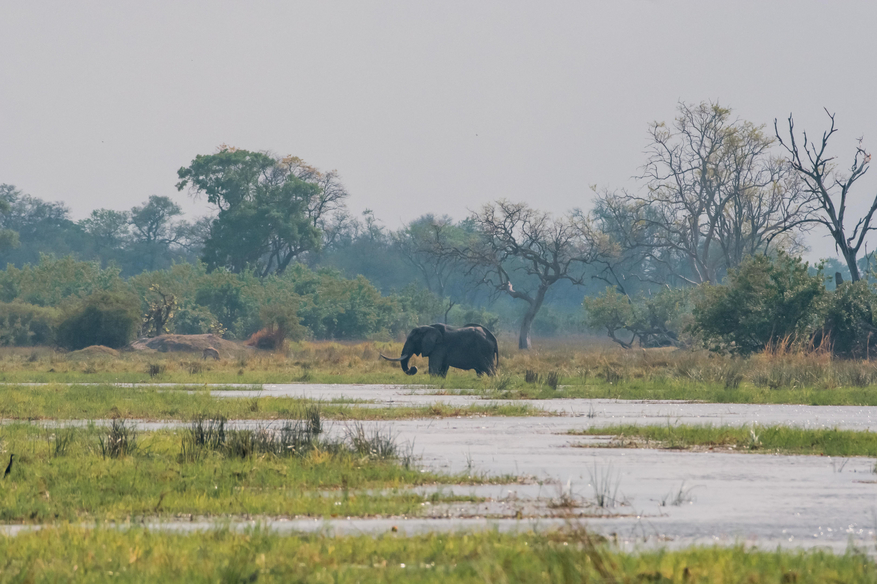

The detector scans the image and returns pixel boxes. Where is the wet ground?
[8,383,877,552]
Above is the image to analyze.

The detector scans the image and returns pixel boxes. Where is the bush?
[56,290,142,350]
[584,287,689,348]
[172,303,224,336]
[817,280,877,358]
[0,301,58,346]
[0,255,125,306]
[691,253,824,355]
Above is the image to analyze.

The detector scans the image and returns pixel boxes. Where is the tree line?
[2,101,877,353]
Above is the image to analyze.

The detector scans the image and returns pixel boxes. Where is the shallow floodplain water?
[13,382,877,553]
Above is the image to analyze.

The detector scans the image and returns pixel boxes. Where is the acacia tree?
[453,201,593,349]
[129,195,191,271]
[79,209,130,253]
[393,214,472,299]
[176,147,349,276]
[600,101,815,286]
[775,110,874,282]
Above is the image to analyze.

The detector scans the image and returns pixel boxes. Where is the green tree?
[128,195,190,271]
[176,148,348,276]
[691,253,824,354]
[816,280,877,358]
[0,187,20,255]
[79,209,130,250]
[193,269,259,338]
[0,184,83,266]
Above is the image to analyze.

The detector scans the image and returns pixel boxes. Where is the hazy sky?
[2,1,876,260]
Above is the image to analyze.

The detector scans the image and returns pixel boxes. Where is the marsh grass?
[0,526,873,583]
[97,418,137,458]
[660,481,698,507]
[587,462,621,508]
[4,339,877,404]
[0,383,540,421]
[572,424,877,457]
[180,410,324,462]
[0,422,491,522]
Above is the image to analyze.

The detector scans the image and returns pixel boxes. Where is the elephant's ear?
[421,327,442,356]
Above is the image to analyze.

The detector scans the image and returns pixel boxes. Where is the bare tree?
[604,101,815,286]
[775,110,874,282]
[454,201,593,349]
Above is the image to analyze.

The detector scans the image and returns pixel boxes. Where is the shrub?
[691,253,824,355]
[817,280,877,358]
[172,303,224,336]
[584,287,690,348]
[56,290,142,350]
[0,301,58,346]
[0,255,125,306]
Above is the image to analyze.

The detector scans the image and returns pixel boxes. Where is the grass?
[571,423,877,457]
[0,383,540,421]
[0,420,508,522]
[8,340,877,405]
[0,526,874,582]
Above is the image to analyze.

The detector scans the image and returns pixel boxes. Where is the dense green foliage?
[691,254,825,354]
[817,279,877,358]
[0,256,478,344]
[0,301,58,346]
[56,291,142,350]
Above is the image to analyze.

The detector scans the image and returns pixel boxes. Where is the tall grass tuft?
[98,419,137,458]
[49,428,76,457]
[180,406,327,461]
[345,422,398,460]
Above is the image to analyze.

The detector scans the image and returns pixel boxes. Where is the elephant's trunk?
[379,352,418,375]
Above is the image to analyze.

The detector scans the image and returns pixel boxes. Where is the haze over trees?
[592,102,816,288]
[2,101,877,354]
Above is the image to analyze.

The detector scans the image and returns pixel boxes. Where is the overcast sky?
[2,1,876,260]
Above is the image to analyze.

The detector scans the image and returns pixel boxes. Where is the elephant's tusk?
[379,353,410,362]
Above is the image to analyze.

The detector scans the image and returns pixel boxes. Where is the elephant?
[380,323,498,377]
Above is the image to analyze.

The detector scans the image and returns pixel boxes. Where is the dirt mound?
[128,334,244,356]
[66,345,120,360]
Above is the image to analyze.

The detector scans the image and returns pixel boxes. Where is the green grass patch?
[0,422,498,522]
[470,380,877,405]
[0,383,540,421]
[0,526,874,583]
[571,424,877,456]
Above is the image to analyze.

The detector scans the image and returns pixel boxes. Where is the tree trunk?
[843,249,861,282]
[517,285,548,350]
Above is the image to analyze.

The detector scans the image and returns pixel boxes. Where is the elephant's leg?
[428,357,443,376]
